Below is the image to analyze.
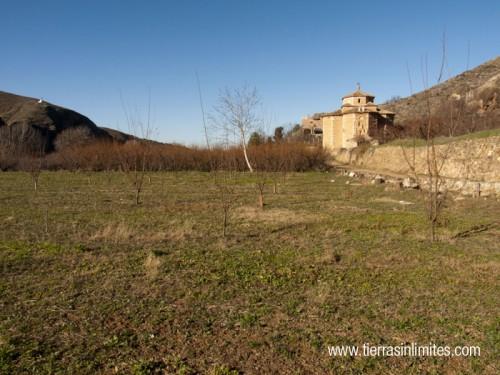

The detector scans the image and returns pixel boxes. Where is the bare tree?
[198,76,241,236]
[254,170,267,209]
[119,92,153,205]
[400,40,457,242]
[18,139,46,192]
[54,126,95,151]
[270,157,285,194]
[119,142,148,205]
[21,156,44,192]
[213,154,239,237]
[213,85,261,173]
[250,143,284,208]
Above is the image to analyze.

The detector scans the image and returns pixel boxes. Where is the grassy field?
[0,171,499,374]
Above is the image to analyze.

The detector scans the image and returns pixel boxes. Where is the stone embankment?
[331,136,500,197]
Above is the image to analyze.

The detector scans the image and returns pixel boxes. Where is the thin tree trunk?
[258,187,264,209]
[431,217,436,242]
[223,209,228,237]
[44,207,49,234]
[135,187,141,205]
[242,142,253,173]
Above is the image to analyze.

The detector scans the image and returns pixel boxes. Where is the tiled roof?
[342,89,375,99]
[318,110,342,118]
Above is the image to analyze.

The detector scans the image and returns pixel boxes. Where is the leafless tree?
[271,155,286,194]
[21,156,44,192]
[212,85,262,173]
[214,156,239,237]
[119,91,153,205]
[17,138,46,192]
[254,170,267,209]
[119,142,148,205]
[198,76,241,236]
[400,40,457,241]
[54,126,95,151]
[250,143,285,209]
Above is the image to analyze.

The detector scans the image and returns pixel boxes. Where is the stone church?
[302,86,395,151]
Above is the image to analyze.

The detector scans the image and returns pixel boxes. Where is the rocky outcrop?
[381,57,500,133]
[0,91,119,156]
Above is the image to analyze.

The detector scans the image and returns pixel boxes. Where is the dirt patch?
[91,222,133,242]
[91,219,195,243]
[144,252,162,279]
[234,206,320,224]
[374,197,415,205]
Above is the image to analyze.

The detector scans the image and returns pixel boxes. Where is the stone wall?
[332,136,500,196]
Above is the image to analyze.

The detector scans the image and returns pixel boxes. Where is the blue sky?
[1,0,499,144]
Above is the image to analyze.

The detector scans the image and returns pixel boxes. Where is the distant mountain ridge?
[0,91,137,155]
[381,56,500,131]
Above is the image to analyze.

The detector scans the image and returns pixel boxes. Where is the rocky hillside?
[0,91,134,156]
[382,56,500,134]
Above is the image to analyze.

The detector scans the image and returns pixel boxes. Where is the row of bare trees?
[1,140,326,222]
[0,141,326,174]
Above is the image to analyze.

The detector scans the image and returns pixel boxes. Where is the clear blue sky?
[1,0,499,144]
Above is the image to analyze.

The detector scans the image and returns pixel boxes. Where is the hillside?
[0,91,135,156]
[381,56,500,134]
[100,127,137,143]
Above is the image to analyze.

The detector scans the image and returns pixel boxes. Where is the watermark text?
[327,343,480,357]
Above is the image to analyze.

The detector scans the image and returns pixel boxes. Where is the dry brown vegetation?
[398,103,499,140]
[383,56,500,138]
[0,141,328,173]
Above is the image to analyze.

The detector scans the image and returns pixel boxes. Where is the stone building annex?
[301,86,396,150]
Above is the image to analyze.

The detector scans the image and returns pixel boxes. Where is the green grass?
[384,128,500,147]
[0,171,499,374]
